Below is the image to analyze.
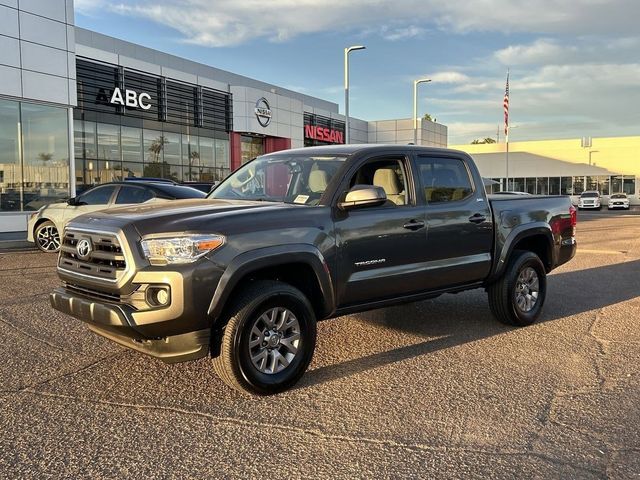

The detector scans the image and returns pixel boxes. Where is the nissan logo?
[254,97,272,127]
[76,238,92,260]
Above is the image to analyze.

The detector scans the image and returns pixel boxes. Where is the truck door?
[334,155,428,306]
[415,154,493,289]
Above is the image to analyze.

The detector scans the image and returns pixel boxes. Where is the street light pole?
[589,150,599,165]
[344,45,366,144]
[413,78,431,145]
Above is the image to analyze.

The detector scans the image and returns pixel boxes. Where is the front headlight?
[141,234,225,265]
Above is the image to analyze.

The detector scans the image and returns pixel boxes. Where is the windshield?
[611,194,627,199]
[580,192,599,198]
[209,154,347,204]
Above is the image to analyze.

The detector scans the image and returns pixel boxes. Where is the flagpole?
[506,127,509,191]
[504,69,510,191]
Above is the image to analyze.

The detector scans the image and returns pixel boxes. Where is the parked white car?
[608,193,630,210]
[27,181,205,253]
[577,191,601,210]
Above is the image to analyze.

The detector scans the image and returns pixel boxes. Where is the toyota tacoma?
[50,145,577,395]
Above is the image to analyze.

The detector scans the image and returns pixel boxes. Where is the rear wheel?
[212,280,317,395]
[487,250,547,326]
[34,220,61,253]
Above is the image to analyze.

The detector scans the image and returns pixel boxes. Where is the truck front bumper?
[50,285,211,364]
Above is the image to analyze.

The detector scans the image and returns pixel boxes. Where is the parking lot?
[0,212,638,479]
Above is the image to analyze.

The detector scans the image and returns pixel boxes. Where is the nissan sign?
[254,97,272,127]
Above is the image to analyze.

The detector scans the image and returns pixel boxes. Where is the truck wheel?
[487,250,547,326]
[34,220,61,253]
[212,280,317,395]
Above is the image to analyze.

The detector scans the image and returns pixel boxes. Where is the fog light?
[147,287,170,306]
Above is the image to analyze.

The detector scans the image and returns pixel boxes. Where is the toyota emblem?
[76,238,92,260]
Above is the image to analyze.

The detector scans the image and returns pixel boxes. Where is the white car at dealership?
[27,181,205,253]
[577,191,601,210]
[608,193,630,210]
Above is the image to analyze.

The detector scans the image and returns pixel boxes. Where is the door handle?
[403,220,425,230]
[468,213,486,224]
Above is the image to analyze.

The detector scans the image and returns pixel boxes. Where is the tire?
[34,220,61,253]
[487,250,547,326]
[212,280,317,395]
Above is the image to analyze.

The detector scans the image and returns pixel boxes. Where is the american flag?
[503,71,510,137]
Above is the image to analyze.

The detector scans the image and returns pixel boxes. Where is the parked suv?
[578,190,601,210]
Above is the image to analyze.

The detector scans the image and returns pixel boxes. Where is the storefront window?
[144,129,165,164]
[536,177,549,195]
[215,138,230,181]
[199,137,215,168]
[572,176,585,194]
[525,178,536,194]
[511,177,524,192]
[97,123,120,161]
[121,126,143,163]
[120,161,144,180]
[561,176,573,195]
[21,102,69,210]
[611,175,623,194]
[241,135,264,165]
[549,177,560,195]
[599,176,610,195]
[0,99,21,211]
[623,177,636,195]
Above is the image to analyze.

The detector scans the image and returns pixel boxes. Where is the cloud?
[494,39,576,65]
[382,26,426,41]
[428,71,470,84]
[77,0,640,47]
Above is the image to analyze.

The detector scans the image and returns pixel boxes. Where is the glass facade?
[74,120,230,189]
[487,175,636,196]
[241,135,264,165]
[0,99,70,211]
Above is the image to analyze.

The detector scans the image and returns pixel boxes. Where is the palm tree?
[148,135,169,163]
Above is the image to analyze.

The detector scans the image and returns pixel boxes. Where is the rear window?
[152,184,207,199]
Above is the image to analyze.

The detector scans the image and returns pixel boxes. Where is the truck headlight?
[141,234,225,264]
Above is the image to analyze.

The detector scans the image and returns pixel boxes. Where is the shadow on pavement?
[302,258,640,389]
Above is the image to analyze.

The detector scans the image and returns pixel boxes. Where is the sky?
[75,0,640,145]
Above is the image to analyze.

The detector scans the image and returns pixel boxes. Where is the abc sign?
[110,87,152,110]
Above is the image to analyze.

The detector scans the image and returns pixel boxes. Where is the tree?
[422,113,433,122]
[471,137,497,144]
[148,135,169,163]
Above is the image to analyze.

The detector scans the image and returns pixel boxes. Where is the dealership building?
[451,137,639,205]
[0,0,448,234]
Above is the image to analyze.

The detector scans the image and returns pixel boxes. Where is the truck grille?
[58,230,127,282]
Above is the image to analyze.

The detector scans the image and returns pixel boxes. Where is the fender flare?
[207,244,335,322]
[488,223,554,282]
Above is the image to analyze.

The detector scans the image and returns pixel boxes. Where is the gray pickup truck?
[50,145,577,395]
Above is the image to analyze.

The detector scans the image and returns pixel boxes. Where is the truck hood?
[67,198,297,237]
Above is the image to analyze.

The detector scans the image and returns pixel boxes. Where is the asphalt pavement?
[0,212,639,478]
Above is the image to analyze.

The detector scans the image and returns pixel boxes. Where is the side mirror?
[338,185,387,210]
[67,197,78,206]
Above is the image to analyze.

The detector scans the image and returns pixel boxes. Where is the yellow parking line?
[577,249,627,255]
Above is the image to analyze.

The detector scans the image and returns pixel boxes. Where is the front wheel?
[34,220,61,253]
[212,280,317,395]
[487,250,547,326]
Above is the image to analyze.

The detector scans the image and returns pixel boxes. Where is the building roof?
[468,151,620,178]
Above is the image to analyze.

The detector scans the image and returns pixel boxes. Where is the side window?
[417,157,473,204]
[115,186,155,204]
[348,158,409,206]
[76,185,117,206]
